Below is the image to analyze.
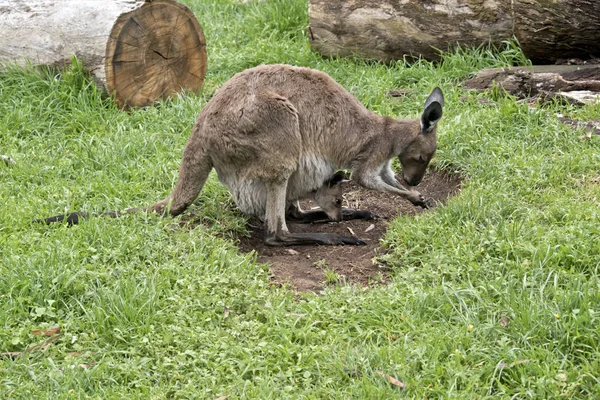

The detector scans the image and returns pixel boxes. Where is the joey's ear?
[421,88,444,133]
[327,170,346,187]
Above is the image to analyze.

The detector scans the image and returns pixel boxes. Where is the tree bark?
[0,0,207,108]
[514,0,600,64]
[308,0,600,64]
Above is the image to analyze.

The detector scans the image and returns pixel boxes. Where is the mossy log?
[463,65,600,105]
[308,0,600,63]
[0,0,207,108]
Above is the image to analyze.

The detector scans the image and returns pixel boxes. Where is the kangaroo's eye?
[419,155,425,163]
[335,199,342,205]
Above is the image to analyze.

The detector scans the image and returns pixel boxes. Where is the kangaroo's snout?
[403,174,423,187]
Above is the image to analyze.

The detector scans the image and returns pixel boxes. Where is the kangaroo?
[40,64,443,246]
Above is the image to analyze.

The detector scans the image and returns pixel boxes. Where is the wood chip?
[347,227,356,236]
[365,224,375,232]
[286,249,300,255]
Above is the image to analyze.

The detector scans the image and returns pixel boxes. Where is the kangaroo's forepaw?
[414,196,434,209]
[407,190,427,207]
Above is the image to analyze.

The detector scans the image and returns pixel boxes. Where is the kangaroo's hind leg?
[264,180,365,246]
[237,90,364,246]
[286,201,376,223]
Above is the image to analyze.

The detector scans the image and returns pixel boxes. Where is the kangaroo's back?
[201,65,378,163]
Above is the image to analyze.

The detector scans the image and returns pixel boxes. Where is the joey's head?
[314,171,346,222]
[398,87,444,187]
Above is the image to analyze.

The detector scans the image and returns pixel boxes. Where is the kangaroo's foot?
[286,209,331,223]
[286,208,377,223]
[342,209,378,220]
[264,231,366,247]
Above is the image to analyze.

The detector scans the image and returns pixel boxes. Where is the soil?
[235,169,462,293]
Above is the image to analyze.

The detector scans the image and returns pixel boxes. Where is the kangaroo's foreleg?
[286,201,331,223]
[264,182,365,246]
[354,163,430,208]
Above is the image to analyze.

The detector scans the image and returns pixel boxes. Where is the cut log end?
[105,0,207,108]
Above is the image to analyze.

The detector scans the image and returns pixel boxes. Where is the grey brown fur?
[41,64,443,246]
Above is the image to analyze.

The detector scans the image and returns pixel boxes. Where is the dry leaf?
[286,249,300,255]
[365,224,375,232]
[388,89,410,97]
[27,333,63,351]
[500,316,509,327]
[215,396,230,400]
[32,326,61,336]
[498,359,530,369]
[376,370,405,388]
[1,155,16,166]
[0,352,22,360]
[347,227,356,236]
[579,131,593,140]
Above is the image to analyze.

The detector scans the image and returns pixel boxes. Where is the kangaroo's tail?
[36,133,213,225]
[34,207,148,225]
[148,138,213,217]
[35,211,91,225]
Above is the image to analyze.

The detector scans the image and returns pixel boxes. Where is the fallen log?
[0,0,207,108]
[462,65,600,105]
[514,0,600,64]
[308,0,600,64]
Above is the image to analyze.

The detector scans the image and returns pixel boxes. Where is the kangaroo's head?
[398,87,444,187]
[314,171,346,222]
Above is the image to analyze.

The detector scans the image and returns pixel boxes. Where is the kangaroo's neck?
[382,116,421,155]
[330,114,420,168]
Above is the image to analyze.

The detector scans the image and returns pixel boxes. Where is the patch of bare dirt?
[235,169,462,293]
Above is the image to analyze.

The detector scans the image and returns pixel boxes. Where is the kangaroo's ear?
[327,170,347,187]
[421,87,444,133]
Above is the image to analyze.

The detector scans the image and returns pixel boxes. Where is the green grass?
[1,0,600,398]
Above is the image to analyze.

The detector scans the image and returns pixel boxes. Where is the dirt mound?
[236,169,461,292]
